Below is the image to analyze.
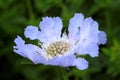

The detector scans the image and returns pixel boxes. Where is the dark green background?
[0,0,120,80]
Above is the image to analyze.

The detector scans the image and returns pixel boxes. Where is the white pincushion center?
[46,41,70,57]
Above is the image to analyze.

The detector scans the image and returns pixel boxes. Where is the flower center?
[45,41,71,57]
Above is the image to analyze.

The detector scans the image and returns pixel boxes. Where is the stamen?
[45,41,71,57]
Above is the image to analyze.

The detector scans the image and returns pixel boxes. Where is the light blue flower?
[14,13,106,70]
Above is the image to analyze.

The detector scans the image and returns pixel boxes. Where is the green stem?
[26,0,34,19]
[60,68,68,80]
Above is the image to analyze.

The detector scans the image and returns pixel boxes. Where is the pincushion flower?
[13,13,107,70]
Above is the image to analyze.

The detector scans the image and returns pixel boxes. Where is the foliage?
[0,0,120,80]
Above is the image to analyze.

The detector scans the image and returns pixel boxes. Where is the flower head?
[14,13,107,70]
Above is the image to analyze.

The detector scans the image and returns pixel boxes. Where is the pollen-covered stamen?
[46,41,71,57]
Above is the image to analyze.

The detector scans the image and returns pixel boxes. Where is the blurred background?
[0,0,120,80]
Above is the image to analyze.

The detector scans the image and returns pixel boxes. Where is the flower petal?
[77,43,99,57]
[98,31,107,45]
[14,36,27,57]
[58,55,76,67]
[68,13,84,43]
[24,25,39,40]
[39,17,63,40]
[48,56,60,66]
[73,58,88,70]
[24,44,48,64]
[14,36,25,45]
[76,17,100,57]
[49,55,76,67]
[87,21,99,43]
[24,25,49,42]
[14,36,48,64]
[52,17,63,37]
[79,17,99,43]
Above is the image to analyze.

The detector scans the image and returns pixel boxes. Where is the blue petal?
[39,17,63,40]
[98,31,107,45]
[37,31,48,42]
[48,56,60,66]
[76,17,100,57]
[14,36,27,57]
[87,21,99,43]
[24,25,49,42]
[14,36,25,45]
[24,25,39,40]
[58,55,76,67]
[68,13,84,43]
[52,17,63,37]
[14,36,48,64]
[79,17,98,43]
[73,58,88,70]
[49,55,76,67]
[24,44,48,64]
[77,43,99,57]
